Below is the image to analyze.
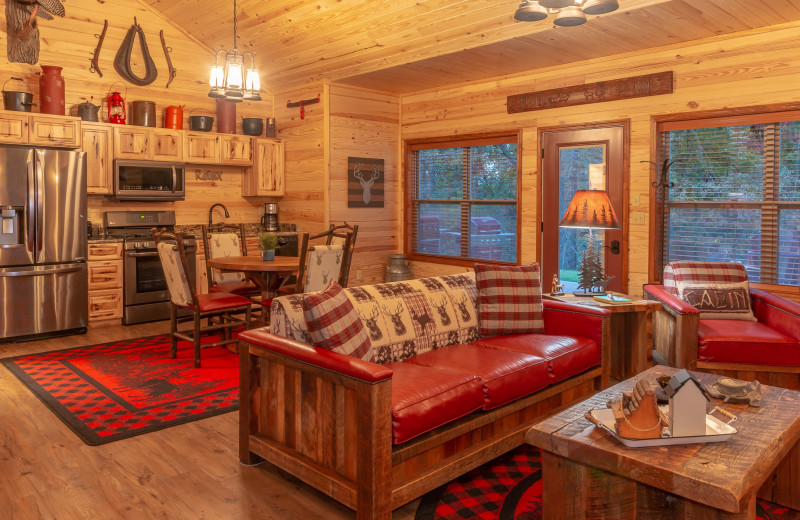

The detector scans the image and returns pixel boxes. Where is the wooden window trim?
[404,131,522,266]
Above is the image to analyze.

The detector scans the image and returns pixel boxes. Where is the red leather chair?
[644,261,800,389]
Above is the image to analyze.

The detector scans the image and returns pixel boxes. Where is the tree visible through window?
[658,114,800,286]
[408,136,519,263]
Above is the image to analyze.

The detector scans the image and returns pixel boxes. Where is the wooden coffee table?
[545,293,661,379]
[526,366,800,519]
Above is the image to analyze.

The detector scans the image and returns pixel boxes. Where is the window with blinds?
[407,136,519,263]
[657,113,800,285]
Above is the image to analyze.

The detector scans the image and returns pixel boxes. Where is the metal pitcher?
[77,100,100,122]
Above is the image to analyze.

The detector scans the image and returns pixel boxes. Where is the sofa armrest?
[643,284,700,316]
[751,288,800,342]
[238,328,393,384]
[543,299,610,385]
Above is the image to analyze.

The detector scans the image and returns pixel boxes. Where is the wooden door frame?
[537,120,631,294]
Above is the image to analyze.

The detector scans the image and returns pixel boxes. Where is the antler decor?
[6,0,66,64]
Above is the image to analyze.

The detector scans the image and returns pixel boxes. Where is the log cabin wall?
[400,21,800,297]
[327,84,401,285]
[0,0,274,227]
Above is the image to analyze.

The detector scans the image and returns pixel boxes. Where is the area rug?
[2,334,239,445]
[415,445,800,520]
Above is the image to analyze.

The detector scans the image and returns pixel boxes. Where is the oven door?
[124,246,196,306]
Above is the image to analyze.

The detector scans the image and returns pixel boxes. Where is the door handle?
[0,265,85,277]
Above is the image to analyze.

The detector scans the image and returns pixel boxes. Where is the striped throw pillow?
[302,280,373,361]
[474,263,544,337]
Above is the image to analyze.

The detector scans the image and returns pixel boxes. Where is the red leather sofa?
[238,273,609,520]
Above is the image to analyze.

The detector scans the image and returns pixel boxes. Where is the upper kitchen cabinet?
[185,133,253,165]
[0,111,81,148]
[243,138,284,196]
[113,127,183,161]
[82,123,113,194]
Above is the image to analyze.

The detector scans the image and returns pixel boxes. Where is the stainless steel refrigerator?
[0,147,88,341]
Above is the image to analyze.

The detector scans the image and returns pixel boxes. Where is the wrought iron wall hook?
[642,159,676,189]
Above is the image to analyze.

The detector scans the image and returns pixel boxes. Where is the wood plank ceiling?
[140,0,800,93]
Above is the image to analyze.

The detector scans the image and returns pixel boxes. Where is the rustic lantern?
[107,91,126,125]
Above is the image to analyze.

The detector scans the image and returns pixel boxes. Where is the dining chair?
[200,223,261,297]
[153,228,253,368]
[326,223,359,288]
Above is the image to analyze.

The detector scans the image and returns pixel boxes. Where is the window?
[657,113,800,285]
[407,136,519,263]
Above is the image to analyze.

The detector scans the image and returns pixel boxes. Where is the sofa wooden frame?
[239,308,610,520]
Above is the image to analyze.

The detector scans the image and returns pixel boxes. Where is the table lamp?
[559,189,621,296]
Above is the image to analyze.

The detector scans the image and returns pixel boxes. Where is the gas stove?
[104,211,196,250]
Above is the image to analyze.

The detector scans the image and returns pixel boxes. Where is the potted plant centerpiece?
[257,232,279,261]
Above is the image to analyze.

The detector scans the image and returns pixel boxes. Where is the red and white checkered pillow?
[663,261,749,295]
[302,280,373,361]
[474,263,544,337]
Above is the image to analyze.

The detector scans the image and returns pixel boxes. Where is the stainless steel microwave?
[111,160,185,201]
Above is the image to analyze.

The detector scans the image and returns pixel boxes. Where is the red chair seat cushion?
[472,334,599,383]
[386,362,484,445]
[698,319,800,366]
[403,343,549,410]
[209,280,260,296]
[190,292,254,312]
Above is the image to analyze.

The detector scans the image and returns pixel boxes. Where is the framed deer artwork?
[348,157,384,208]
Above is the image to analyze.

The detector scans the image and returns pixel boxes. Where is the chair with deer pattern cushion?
[201,224,260,297]
[154,228,253,368]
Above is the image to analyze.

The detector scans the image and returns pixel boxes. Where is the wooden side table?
[545,293,661,380]
[526,366,800,519]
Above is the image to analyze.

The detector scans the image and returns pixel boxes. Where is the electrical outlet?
[632,213,646,225]
[633,194,641,207]
[357,270,362,281]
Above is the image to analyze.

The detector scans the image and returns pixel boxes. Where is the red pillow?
[302,281,373,361]
[474,263,544,337]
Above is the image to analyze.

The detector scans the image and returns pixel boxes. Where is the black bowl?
[190,115,214,132]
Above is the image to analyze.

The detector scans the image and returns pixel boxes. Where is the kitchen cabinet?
[185,133,253,165]
[82,123,113,195]
[242,138,284,196]
[113,127,183,161]
[0,111,81,148]
[87,242,123,324]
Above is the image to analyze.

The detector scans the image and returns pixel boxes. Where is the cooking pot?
[189,112,214,132]
[2,77,35,112]
[77,100,100,122]
[165,105,184,129]
[242,117,264,136]
[130,100,156,127]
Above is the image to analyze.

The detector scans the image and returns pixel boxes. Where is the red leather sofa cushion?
[403,343,549,410]
[698,319,800,366]
[473,334,599,383]
[386,362,484,445]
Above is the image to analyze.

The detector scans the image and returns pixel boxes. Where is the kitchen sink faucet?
[208,203,230,228]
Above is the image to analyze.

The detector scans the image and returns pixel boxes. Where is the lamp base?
[572,290,608,297]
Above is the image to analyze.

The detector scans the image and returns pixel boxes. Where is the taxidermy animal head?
[6,0,66,65]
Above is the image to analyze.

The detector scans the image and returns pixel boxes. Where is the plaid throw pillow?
[474,263,544,337]
[302,280,373,361]
[663,261,748,295]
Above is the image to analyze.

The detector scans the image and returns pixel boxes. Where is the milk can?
[385,254,412,282]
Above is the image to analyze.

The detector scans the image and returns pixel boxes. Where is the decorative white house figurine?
[664,369,709,437]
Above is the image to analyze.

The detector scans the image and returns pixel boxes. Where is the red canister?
[39,65,65,116]
[216,98,236,134]
[165,105,184,129]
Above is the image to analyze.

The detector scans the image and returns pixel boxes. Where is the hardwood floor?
[0,323,420,520]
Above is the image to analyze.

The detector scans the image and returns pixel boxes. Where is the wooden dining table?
[206,255,299,300]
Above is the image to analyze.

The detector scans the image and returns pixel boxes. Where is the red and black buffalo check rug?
[415,445,799,520]
[2,335,239,445]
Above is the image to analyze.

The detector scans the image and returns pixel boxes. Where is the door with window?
[541,126,626,293]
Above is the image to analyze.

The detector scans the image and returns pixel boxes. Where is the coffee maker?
[261,203,279,232]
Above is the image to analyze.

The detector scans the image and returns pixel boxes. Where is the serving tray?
[588,407,738,447]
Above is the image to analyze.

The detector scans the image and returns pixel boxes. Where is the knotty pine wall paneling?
[327,84,401,285]
[401,21,800,295]
[0,0,275,228]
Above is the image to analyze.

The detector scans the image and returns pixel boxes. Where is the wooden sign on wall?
[507,71,674,114]
[348,157,384,208]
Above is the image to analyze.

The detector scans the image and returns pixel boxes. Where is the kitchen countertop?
[88,223,297,243]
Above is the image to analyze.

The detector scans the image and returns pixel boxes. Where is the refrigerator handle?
[34,150,44,261]
[26,152,36,256]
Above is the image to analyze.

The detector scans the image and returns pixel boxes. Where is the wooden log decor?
[507,71,674,114]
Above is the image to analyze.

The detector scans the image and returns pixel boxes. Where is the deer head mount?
[6,0,66,64]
